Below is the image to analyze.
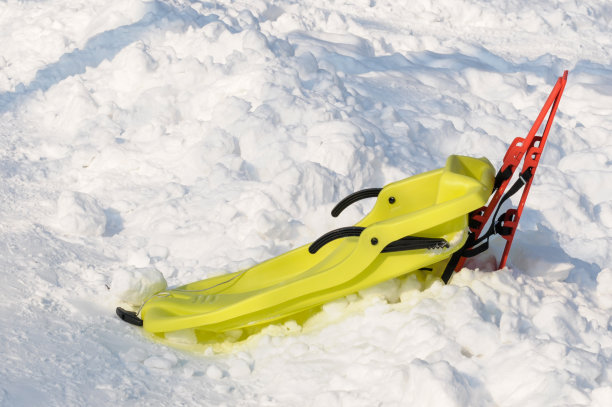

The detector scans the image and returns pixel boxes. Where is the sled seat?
[138,155,495,335]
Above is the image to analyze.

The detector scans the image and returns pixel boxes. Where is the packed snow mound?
[111,267,167,306]
[57,191,107,236]
[596,268,612,309]
[1,0,611,406]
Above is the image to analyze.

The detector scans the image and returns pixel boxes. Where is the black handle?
[309,227,365,254]
[309,227,449,255]
[332,188,382,217]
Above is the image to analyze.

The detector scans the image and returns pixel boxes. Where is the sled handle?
[309,226,449,255]
[332,188,382,217]
[309,227,365,253]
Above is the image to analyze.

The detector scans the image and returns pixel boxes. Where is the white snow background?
[1,0,612,405]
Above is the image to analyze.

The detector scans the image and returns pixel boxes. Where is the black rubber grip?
[309,226,365,254]
[309,228,449,255]
[331,188,382,217]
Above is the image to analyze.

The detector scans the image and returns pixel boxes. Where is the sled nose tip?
[116,307,143,327]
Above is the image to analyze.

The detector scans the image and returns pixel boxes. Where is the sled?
[120,154,494,334]
[117,71,568,338]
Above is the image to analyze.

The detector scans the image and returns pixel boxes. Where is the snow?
[111,267,167,306]
[56,191,107,236]
[1,0,611,405]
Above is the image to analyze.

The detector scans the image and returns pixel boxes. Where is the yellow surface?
[140,155,495,335]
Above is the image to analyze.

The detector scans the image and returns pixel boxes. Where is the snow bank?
[1,0,611,406]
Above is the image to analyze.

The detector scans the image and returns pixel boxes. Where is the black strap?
[493,165,513,191]
[382,236,449,252]
[504,167,532,202]
[494,211,516,236]
[463,167,533,258]
[462,237,491,258]
[441,232,475,284]
[331,188,382,217]
[469,216,483,230]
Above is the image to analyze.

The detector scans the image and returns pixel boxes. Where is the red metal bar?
[498,71,568,268]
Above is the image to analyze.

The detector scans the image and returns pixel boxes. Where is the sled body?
[140,155,495,334]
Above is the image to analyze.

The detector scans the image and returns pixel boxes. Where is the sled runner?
[117,71,568,338]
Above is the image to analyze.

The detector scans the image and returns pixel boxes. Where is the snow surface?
[1,0,612,405]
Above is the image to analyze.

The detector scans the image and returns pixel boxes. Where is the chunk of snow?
[110,267,167,306]
[206,365,224,380]
[596,268,612,309]
[57,191,107,236]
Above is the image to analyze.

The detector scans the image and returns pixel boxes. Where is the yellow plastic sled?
[117,155,495,337]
